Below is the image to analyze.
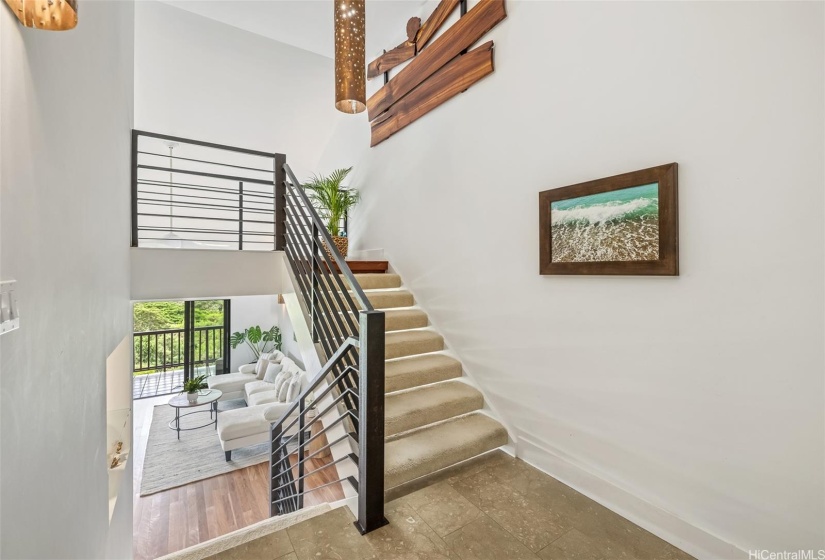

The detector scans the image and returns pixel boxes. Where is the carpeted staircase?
[348,271,509,490]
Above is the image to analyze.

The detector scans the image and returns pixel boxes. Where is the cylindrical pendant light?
[4,0,77,30]
[334,0,366,114]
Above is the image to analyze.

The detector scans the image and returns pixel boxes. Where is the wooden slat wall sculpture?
[366,0,506,147]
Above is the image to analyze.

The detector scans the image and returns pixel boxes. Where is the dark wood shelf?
[328,260,388,274]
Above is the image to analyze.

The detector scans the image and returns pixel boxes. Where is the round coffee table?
[168,389,222,440]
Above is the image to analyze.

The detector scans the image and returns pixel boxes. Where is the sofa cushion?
[244,380,275,401]
[238,363,256,374]
[263,362,283,384]
[262,401,296,423]
[248,390,281,407]
[217,406,271,441]
[207,372,256,395]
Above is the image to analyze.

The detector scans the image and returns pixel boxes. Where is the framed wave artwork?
[539,163,679,276]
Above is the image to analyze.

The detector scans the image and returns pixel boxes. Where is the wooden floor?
[132,397,345,560]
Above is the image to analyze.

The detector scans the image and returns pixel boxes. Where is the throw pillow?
[278,372,297,402]
[255,355,270,379]
[263,362,284,384]
[272,368,294,396]
[285,375,302,402]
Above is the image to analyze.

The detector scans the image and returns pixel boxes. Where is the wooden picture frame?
[539,163,679,276]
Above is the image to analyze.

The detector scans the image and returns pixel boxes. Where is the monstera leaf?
[229,325,282,360]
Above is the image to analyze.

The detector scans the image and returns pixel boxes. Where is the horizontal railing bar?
[137,150,275,175]
[135,326,222,335]
[135,130,280,159]
[271,478,353,506]
[138,164,274,185]
[271,398,359,458]
[269,337,359,429]
[137,237,274,246]
[139,179,275,200]
[271,452,358,493]
[273,368,358,441]
[137,226,275,237]
[137,199,275,216]
[137,212,275,226]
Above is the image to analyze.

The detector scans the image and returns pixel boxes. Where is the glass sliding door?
[132,298,230,399]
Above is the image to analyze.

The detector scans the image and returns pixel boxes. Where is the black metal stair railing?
[269,163,387,534]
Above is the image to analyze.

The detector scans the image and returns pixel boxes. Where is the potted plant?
[303,167,360,258]
[183,374,208,403]
[230,325,281,362]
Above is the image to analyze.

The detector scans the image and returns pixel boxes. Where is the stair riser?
[367,292,414,309]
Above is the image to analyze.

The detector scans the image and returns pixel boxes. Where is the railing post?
[131,130,139,247]
[269,422,282,517]
[297,396,306,510]
[356,310,387,534]
[311,222,320,343]
[274,154,286,251]
[238,181,244,250]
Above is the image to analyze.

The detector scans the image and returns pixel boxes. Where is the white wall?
[0,1,135,558]
[131,247,285,301]
[317,1,825,557]
[134,0,340,179]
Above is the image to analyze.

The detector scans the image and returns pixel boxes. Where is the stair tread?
[386,382,484,437]
[385,329,444,359]
[385,412,508,489]
[362,289,414,309]
[385,354,463,392]
[353,273,402,290]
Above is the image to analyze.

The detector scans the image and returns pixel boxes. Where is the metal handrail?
[282,164,373,314]
[269,164,386,534]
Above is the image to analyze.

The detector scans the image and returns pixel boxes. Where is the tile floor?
[202,450,696,560]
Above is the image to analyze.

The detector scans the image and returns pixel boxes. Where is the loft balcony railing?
[133,325,225,375]
[131,130,285,251]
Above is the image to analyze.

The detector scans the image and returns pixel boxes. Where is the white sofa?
[213,355,311,461]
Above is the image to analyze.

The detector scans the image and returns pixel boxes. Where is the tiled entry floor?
[204,450,695,560]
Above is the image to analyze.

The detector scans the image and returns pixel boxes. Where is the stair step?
[353,273,402,290]
[365,289,414,309]
[341,308,428,332]
[386,354,463,392]
[385,330,443,359]
[384,309,428,331]
[384,412,508,489]
[385,382,484,437]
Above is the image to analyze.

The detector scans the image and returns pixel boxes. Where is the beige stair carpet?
[385,381,484,437]
[384,412,508,489]
[385,354,463,392]
[385,329,444,359]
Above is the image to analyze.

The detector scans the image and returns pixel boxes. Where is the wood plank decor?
[367,17,421,79]
[415,0,462,51]
[366,0,506,146]
[371,42,494,146]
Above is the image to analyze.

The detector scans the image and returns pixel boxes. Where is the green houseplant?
[303,167,360,258]
[229,325,281,362]
[183,374,208,403]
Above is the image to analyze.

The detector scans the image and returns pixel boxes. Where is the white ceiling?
[157,0,431,60]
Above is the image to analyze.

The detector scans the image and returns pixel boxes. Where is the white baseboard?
[516,436,747,560]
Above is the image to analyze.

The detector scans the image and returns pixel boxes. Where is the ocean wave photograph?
[550,183,659,262]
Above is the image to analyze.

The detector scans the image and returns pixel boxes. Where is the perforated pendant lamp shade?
[4,0,77,30]
[334,0,366,114]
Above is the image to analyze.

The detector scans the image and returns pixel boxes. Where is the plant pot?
[187,391,199,403]
[324,236,349,259]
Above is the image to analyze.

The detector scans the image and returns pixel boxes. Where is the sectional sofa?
[207,351,310,461]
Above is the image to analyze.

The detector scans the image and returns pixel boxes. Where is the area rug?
[140,401,270,496]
